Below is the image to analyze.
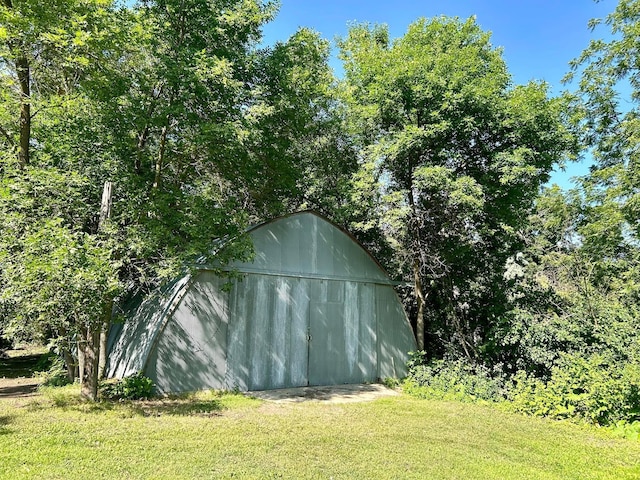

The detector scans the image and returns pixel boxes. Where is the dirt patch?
[247,383,399,404]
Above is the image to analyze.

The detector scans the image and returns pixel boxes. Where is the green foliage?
[339,16,578,356]
[609,421,640,441]
[36,355,72,388]
[382,377,401,388]
[100,372,154,400]
[406,350,429,374]
[404,358,506,403]
[0,205,120,344]
[508,354,640,426]
[405,353,640,428]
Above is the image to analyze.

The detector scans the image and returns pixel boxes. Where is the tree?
[0,0,115,167]
[339,17,577,356]
[0,0,128,399]
[560,0,640,365]
[567,0,640,242]
[0,0,271,399]
[243,27,358,219]
[482,1,640,423]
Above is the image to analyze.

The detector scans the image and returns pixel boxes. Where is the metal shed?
[106,211,417,393]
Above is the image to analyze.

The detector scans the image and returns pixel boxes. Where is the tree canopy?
[338,16,577,355]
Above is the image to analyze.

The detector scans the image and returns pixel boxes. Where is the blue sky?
[262,0,617,189]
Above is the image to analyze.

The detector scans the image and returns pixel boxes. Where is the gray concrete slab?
[246,383,399,404]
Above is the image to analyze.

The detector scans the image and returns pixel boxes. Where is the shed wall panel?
[308,280,378,386]
[289,278,310,387]
[225,276,249,390]
[227,213,389,283]
[147,273,229,393]
[229,274,311,391]
[106,277,190,379]
[358,283,378,380]
[376,285,414,378]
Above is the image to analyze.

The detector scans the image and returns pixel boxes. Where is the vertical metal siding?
[147,273,229,393]
[376,284,414,379]
[289,278,310,387]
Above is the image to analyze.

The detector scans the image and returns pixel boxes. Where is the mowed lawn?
[0,387,639,480]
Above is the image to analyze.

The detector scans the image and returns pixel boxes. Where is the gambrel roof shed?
[106,211,416,393]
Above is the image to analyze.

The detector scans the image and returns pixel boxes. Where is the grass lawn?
[0,384,639,480]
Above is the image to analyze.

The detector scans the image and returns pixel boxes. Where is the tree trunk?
[78,337,84,384]
[99,180,112,225]
[79,325,100,400]
[413,257,426,350]
[16,55,30,167]
[153,124,168,189]
[98,299,113,380]
[97,180,113,381]
[98,327,108,380]
[135,125,149,174]
[407,186,426,350]
[61,348,77,383]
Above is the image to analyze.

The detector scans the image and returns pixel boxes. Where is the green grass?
[1,385,639,479]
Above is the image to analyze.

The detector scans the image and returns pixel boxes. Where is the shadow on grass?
[0,353,47,379]
[0,383,39,398]
[26,388,236,418]
[132,397,225,417]
[0,414,13,435]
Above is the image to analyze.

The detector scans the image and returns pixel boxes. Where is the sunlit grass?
[1,386,639,479]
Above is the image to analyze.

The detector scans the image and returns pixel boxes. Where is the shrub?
[100,372,154,400]
[406,350,429,374]
[404,357,506,403]
[609,420,640,441]
[508,353,640,426]
[36,354,71,387]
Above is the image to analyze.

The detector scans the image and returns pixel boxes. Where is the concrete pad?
[247,383,399,404]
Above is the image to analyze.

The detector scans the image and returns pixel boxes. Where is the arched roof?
[217,210,393,285]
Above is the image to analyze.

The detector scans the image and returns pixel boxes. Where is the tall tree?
[567,0,640,242]
[243,27,357,219]
[0,0,128,399]
[339,17,577,356]
[0,0,112,167]
[508,0,640,376]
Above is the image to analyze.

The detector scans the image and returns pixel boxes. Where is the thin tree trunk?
[407,185,426,350]
[98,328,108,380]
[97,181,113,380]
[16,55,30,167]
[79,325,100,400]
[61,348,77,383]
[135,125,149,174]
[98,299,112,380]
[99,180,112,227]
[78,338,84,384]
[135,83,164,174]
[153,124,168,189]
[413,257,426,350]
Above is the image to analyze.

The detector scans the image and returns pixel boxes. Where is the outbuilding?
[106,211,416,393]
